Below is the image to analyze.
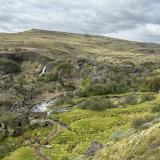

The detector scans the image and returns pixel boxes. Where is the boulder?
[86,141,103,157]
[30,119,55,127]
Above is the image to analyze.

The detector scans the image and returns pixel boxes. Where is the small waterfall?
[39,65,47,76]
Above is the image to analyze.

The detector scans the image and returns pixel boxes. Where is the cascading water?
[39,65,47,76]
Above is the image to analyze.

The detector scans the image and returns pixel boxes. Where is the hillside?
[0,29,160,160]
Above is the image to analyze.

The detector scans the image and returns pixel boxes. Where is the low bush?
[132,116,155,128]
[38,73,58,82]
[124,93,138,105]
[152,104,160,113]
[57,61,74,80]
[54,93,74,106]
[145,76,160,92]
[79,99,117,111]
[16,75,28,85]
[140,93,155,103]
[108,129,135,141]
[0,133,7,141]
[76,82,128,97]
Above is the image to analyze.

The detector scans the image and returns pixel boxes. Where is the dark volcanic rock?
[86,141,103,157]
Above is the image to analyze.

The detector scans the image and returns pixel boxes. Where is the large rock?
[30,119,55,127]
[86,141,103,157]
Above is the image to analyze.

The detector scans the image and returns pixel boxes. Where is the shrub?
[54,93,73,106]
[16,75,28,85]
[0,133,7,141]
[152,104,160,113]
[80,78,92,90]
[132,116,155,128]
[57,61,73,76]
[79,99,117,111]
[14,48,22,52]
[145,76,160,92]
[108,129,135,141]
[77,82,128,97]
[140,93,155,103]
[38,73,58,82]
[124,94,138,105]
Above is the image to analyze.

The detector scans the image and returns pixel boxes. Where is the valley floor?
[1,92,160,160]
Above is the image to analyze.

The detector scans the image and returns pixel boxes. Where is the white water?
[39,65,47,76]
[31,96,85,115]
[31,98,60,114]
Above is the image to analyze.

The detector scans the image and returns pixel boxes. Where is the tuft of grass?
[1,146,38,160]
[145,76,160,92]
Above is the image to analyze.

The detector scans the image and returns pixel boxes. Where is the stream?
[31,95,85,129]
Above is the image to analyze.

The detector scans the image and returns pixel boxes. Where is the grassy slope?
[1,29,160,63]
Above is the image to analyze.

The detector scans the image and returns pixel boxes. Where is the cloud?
[0,0,160,42]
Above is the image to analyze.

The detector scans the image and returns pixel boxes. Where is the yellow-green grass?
[42,93,160,157]
[2,147,38,160]
[94,122,160,160]
[1,93,160,160]
[1,29,160,63]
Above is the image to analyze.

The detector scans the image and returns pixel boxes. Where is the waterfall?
[39,65,46,76]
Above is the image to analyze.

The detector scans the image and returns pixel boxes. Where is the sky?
[1,0,160,43]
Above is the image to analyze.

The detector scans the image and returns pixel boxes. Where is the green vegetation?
[140,93,155,102]
[77,82,128,97]
[2,147,38,160]
[0,59,21,73]
[132,115,155,128]
[1,30,160,159]
[152,104,160,112]
[79,98,117,111]
[124,93,138,105]
[38,73,58,82]
[145,76,160,92]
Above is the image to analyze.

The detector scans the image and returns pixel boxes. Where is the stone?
[86,141,103,157]
[30,119,55,127]
[43,145,52,149]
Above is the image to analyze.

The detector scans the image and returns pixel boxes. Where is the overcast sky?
[1,0,160,43]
